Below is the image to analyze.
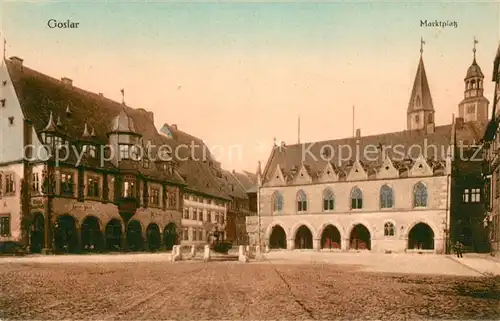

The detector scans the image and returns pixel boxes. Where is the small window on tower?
[467,105,475,114]
[415,115,420,123]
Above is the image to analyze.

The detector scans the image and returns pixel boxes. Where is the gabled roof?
[5,58,183,184]
[407,56,434,113]
[261,121,487,185]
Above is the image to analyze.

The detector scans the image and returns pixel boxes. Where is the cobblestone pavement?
[0,260,499,320]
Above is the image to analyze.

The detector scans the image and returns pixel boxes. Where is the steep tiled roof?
[407,56,434,113]
[222,170,248,200]
[243,171,257,186]
[262,121,487,185]
[233,171,255,191]
[5,58,183,184]
[157,123,231,200]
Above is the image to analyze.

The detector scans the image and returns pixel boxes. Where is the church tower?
[407,38,435,131]
[458,37,489,122]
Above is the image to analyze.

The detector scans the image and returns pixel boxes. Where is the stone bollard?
[171,245,182,262]
[203,245,210,262]
[239,245,248,263]
[190,245,196,258]
[265,244,270,253]
[245,245,250,253]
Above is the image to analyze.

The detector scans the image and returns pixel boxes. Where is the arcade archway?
[126,220,143,251]
[30,213,44,253]
[55,214,78,253]
[321,225,341,249]
[163,223,177,250]
[105,219,123,251]
[269,225,287,249]
[408,223,434,250]
[349,224,371,250]
[294,225,313,249]
[146,223,161,252]
[81,216,103,252]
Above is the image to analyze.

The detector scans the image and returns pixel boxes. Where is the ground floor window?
[0,215,10,236]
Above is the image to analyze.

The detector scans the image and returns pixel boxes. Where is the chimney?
[98,93,104,97]
[9,56,23,70]
[356,128,361,138]
[61,77,73,87]
[171,124,178,130]
[456,117,464,130]
[426,122,435,134]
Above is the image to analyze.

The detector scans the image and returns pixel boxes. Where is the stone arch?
[317,221,346,240]
[294,225,313,249]
[30,212,45,253]
[103,216,125,234]
[163,222,178,250]
[403,220,440,240]
[319,223,342,249]
[81,215,103,252]
[269,224,287,249]
[126,219,144,251]
[105,219,123,251]
[146,223,161,252]
[290,221,318,240]
[348,222,372,250]
[265,220,289,241]
[54,214,79,253]
[405,221,437,250]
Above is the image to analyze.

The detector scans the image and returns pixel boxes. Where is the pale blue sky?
[2,1,500,171]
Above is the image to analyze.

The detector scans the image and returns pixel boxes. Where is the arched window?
[272,191,283,213]
[323,188,335,211]
[413,182,428,207]
[380,185,393,209]
[297,190,307,212]
[350,187,363,209]
[384,222,395,236]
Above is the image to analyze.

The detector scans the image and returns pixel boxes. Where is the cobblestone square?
[0,255,499,320]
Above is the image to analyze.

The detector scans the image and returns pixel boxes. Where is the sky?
[1,1,500,172]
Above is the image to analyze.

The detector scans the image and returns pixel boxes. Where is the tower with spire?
[458,37,489,123]
[407,37,435,131]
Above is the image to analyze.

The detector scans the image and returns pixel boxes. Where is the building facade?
[0,56,255,252]
[482,43,500,258]
[247,45,489,254]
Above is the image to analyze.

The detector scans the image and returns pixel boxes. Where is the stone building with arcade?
[247,42,491,254]
[0,56,256,253]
